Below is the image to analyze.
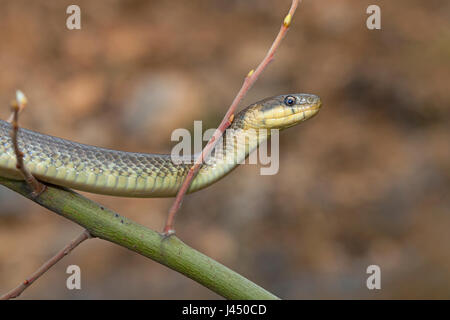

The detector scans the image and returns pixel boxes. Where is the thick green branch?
[0,177,279,300]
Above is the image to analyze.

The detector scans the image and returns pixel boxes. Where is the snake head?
[237,93,322,130]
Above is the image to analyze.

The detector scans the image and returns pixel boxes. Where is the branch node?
[162,228,176,238]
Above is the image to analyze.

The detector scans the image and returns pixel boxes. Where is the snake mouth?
[262,99,321,129]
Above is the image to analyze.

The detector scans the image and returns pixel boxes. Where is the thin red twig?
[9,91,46,196]
[163,0,301,235]
[0,230,91,300]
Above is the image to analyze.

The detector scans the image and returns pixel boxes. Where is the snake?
[0,94,321,197]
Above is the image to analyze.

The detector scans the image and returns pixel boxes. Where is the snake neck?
[191,123,270,192]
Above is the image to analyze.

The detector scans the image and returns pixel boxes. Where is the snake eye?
[284,96,296,106]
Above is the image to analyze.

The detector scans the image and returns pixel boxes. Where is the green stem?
[0,177,279,300]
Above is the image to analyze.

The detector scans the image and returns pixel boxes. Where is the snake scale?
[0,94,321,197]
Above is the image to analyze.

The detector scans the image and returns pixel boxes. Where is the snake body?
[0,94,321,197]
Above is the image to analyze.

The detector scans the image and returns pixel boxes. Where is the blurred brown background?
[0,0,449,299]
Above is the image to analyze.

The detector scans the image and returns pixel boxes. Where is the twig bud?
[283,14,292,27]
[16,90,28,107]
